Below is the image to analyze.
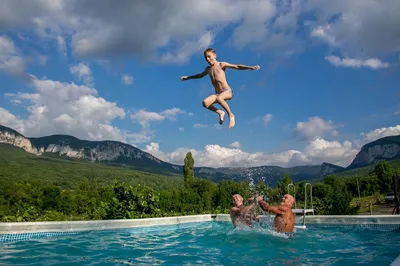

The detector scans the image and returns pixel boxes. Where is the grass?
[0,144,183,190]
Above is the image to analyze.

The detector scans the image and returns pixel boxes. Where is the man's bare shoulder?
[230,206,240,212]
[279,205,292,212]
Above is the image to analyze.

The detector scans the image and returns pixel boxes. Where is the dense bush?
[0,158,397,222]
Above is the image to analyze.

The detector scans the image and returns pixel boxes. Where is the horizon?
[0,0,399,169]
[2,122,395,170]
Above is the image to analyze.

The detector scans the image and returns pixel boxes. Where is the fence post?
[393,173,400,215]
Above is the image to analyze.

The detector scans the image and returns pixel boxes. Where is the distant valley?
[1,124,400,186]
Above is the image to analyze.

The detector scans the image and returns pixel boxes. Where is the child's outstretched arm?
[221,62,260,70]
[181,67,209,81]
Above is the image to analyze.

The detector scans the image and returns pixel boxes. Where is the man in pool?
[180,48,260,129]
[255,194,295,233]
[230,194,260,228]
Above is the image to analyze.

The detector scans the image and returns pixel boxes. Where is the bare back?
[206,62,231,94]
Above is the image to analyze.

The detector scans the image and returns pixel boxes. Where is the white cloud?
[193,123,222,130]
[193,124,208,129]
[0,35,25,76]
[159,31,215,64]
[179,127,184,132]
[143,137,359,168]
[0,107,25,134]
[229,141,241,149]
[307,0,400,58]
[70,62,93,86]
[310,24,337,46]
[301,138,358,167]
[356,125,400,148]
[293,116,339,140]
[325,55,389,70]
[144,142,169,162]
[263,113,273,125]
[57,35,67,57]
[122,74,133,85]
[0,0,398,64]
[125,131,154,145]
[130,107,191,129]
[3,76,131,142]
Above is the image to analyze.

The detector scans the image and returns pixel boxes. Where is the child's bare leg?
[202,95,225,124]
[216,91,235,128]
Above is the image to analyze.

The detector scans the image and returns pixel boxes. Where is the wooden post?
[393,173,400,215]
[369,202,372,215]
[356,175,361,199]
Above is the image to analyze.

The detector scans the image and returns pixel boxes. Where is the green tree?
[372,161,394,193]
[184,152,195,187]
[277,174,292,196]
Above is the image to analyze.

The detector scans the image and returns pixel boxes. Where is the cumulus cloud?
[229,141,241,149]
[130,107,192,129]
[3,76,129,142]
[307,0,400,60]
[0,0,398,65]
[0,107,25,134]
[70,62,93,86]
[193,123,222,130]
[293,116,339,140]
[159,31,215,64]
[121,74,133,85]
[325,55,389,70]
[356,125,400,148]
[263,113,273,125]
[143,137,359,168]
[0,35,26,76]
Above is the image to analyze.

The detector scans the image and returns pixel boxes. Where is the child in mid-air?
[181,48,260,128]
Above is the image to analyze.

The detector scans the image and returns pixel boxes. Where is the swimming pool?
[1,218,400,265]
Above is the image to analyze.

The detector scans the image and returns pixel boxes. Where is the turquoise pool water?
[1,221,399,265]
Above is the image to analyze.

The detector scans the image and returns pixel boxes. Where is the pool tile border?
[1,214,400,243]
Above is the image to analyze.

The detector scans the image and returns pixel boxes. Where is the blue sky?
[0,0,399,168]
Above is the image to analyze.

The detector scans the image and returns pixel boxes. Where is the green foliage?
[372,161,394,193]
[0,144,182,191]
[183,152,194,187]
[277,174,292,196]
[1,143,398,221]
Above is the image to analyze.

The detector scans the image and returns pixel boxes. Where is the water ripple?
[1,222,399,265]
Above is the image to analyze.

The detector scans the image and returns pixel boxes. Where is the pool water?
[0,221,399,265]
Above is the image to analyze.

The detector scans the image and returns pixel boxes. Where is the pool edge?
[391,254,400,266]
[0,214,214,234]
[1,214,400,234]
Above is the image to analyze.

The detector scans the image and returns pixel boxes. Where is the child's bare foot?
[216,110,225,125]
[229,115,235,128]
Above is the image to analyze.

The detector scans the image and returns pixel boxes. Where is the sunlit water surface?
[1,221,399,265]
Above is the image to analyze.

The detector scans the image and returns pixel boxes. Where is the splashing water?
[240,167,276,228]
[228,217,293,240]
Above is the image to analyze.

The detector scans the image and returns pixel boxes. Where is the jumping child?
[181,48,260,128]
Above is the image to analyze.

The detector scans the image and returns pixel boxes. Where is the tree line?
[0,152,398,222]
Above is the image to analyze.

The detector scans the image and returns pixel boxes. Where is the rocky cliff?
[347,135,400,168]
[0,125,38,154]
[0,125,179,173]
[320,162,345,176]
[1,124,360,185]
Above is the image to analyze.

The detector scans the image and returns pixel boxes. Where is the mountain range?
[1,124,400,186]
